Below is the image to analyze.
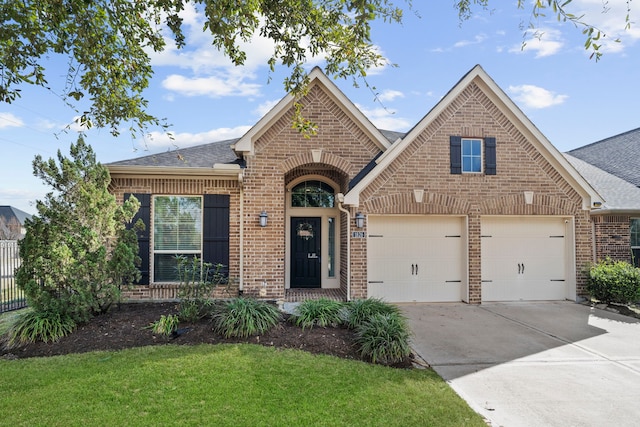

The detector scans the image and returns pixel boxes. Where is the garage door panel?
[481,217,568,302]
[367,216,465,303]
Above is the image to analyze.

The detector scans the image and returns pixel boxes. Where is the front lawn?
[0,344,485,426]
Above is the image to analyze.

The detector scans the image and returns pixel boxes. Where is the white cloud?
[508,85,568,109]
[510,28,564,57]
[356,104,410,131]
[377,89,404,103]
[253,99,281,118]
[140,125,251,149]
[569,0,640,53]
[454,33,488,48]
[162,74,261,98]
[0,112,24,129]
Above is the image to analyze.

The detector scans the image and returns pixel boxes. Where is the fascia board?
[107,165,241,179]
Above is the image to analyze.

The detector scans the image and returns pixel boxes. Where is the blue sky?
[2,1,639,214]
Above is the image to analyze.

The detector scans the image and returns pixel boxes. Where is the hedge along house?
[107,65,602,304]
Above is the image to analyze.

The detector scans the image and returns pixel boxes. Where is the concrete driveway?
[402,302,640,427]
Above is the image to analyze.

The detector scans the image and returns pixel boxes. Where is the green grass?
[0,344,485,427]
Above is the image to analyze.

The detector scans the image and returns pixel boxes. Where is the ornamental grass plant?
[211,297,281,338]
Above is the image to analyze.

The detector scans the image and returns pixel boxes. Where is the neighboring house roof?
[568,127,640,188]
[0,205,32,226]
[342,64,601,209]
[565,154,640,214]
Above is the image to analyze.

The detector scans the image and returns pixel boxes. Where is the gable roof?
[232,66,392,156]
[568,127,640,188]
[343,65,601,210]
[0,206,32,226]
[565,154,640,214]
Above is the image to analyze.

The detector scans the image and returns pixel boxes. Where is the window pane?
[291,180,335,208]
[471,140,481,156]
[631,219,640,247]
[154,253,200,282]
[154,196,202,251]
[472,156,482,172]
[328,217,335,277]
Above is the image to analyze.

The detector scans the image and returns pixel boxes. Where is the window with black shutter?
[450,136,496,175]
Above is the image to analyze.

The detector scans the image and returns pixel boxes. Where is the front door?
[291,217,321,288]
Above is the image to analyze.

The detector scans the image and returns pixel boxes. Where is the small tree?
[15,136,142,326]
[0,215,21,240]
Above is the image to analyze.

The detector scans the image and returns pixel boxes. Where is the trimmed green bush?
[345,298,401,329]
[291,298,346,329]
[587,258,640,304]
[354,312,412,365]
[212,298,281,338]
[7,309,76,347]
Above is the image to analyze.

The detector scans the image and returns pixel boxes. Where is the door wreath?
[296,222,314,240]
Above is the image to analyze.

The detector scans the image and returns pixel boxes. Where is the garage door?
[481,216,568,301]
[367,216,465,302]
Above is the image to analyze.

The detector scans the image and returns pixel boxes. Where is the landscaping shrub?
[587,258,640,304]
[176,256,226,322]
[291,298,346,329]
[354,312,412,365]
[7,309,76,347]
[149,314,180,336]
[211,298,281,338]
[345,298,401,329]
[15,137,141,327]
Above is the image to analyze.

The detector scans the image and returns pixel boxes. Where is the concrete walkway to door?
[402,302,640,427]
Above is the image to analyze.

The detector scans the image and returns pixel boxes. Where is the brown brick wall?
[592,215,632,263]
[241,83,383,298]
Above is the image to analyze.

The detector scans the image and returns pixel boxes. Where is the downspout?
[238,171,245,294]
[337,194,351,301]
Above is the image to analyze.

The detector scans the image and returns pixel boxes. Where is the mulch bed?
[0,302,414,368]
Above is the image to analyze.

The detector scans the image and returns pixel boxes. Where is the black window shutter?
[125,193,150,285]
[203,195,230,277]
[450,136,462,174]
[485,137,497,175]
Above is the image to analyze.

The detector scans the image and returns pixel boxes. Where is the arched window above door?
[291,180,335,208]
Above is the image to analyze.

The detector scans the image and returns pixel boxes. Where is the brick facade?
[592,215,632,264]
[108,67,598,303]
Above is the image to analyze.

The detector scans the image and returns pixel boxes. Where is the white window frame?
[461,138,483,173]
[151,195,203,283]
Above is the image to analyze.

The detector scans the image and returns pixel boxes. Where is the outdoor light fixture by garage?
[259,211,268,227]
[355,212,365,229]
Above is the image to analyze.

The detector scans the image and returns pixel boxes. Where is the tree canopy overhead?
[0,0,633,137]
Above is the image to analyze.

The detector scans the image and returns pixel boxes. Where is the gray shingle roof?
[0,206,32,225]
[565,154,640,211]
[107,138,241,168]
[568,127,640,187]
[108,129,406,170]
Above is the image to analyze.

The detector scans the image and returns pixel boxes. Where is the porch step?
[284,288,346,302]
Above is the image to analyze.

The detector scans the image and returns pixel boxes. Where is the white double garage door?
[367,215,572,303]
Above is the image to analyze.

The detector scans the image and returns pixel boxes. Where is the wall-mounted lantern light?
[259,211,268,227]
[355,212,365,229]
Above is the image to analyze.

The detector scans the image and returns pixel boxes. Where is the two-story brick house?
[108,65,602,304]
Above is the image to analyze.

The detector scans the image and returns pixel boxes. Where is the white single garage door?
[367,216,465,302]
[481,216,568,301]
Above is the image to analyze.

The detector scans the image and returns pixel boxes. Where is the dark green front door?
[291,217,321,288]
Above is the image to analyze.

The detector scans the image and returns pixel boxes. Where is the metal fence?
[0,240,27,313]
